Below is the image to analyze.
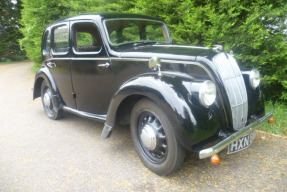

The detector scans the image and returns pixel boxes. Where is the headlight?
[199,80,216,107]
[250,69,260,89]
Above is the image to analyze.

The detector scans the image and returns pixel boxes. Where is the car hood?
[119,44,218,61]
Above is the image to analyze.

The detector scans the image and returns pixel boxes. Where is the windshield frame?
[103,18,172,47]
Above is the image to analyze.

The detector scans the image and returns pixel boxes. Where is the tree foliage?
[0,0,25,60]
[20,0,287,101]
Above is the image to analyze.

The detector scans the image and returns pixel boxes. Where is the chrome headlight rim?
[199,80,217,108]
[249,69,260,89]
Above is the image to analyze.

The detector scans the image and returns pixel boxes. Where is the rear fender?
[33,66,62,110]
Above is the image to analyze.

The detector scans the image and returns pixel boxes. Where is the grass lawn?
[260,101,287,136]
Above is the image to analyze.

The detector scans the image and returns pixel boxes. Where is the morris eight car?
[33,13,273,175]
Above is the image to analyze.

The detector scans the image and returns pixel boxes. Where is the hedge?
[20,0,287,101]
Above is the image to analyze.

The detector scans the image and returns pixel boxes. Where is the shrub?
[20,0,287,101]
[131,0,287,101]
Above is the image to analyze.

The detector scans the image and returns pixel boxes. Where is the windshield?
[104,19,170,45]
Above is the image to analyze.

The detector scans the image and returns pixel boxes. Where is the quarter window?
[43,31,51,55]
[53,25,69,53]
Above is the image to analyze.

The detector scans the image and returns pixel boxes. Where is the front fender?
[101,72,220,151]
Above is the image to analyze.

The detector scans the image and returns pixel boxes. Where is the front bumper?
[199,111,274,159]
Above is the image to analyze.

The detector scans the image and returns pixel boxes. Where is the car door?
[45,23,76,109]
[70,21,117,114]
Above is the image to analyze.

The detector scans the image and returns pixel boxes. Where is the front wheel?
[130,99,185,176]
[40,81,62,120]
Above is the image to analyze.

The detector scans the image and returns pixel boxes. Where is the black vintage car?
[33,13,273,175]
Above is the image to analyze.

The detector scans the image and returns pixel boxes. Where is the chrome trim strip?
[111,58,149,62]
[199,111,274,159]
[153,45,210,50]
[51,50,69,56]
[70,58,110,61]
[44,58,110,62]
[45,58,68,62]
[72,47,102,55]
[161,59,198,65]
[62,106,106,122]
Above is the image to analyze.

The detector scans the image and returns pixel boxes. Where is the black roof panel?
[48,13,164,27]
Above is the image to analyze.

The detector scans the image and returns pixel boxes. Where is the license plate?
[227,131,256,154]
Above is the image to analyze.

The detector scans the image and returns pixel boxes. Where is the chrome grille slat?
[213,53,248,130]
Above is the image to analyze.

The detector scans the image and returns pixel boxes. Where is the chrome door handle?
[47,62,56,68]
[98,63,110,68]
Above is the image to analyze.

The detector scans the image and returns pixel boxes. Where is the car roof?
[47,13,164,27]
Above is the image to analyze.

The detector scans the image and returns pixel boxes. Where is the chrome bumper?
[199,111,274,159]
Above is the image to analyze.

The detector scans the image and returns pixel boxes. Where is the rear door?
[44,23,76,109]
[69,20,117,114]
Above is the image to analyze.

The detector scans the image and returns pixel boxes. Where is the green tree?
[0,0,24,60]
[20,0,70,64]
[20,0,135,65]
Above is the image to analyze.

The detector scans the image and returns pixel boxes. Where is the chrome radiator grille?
[212,53,248,130]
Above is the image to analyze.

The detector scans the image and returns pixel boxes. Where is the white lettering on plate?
[227,131,256,154]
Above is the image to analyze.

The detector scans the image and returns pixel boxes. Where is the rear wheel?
[41,81,62,120]
[130,99,185,175]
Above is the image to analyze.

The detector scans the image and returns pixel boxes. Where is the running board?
[62,106,106,122]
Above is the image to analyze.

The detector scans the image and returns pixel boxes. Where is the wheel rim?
[43,87,54,115]
[137,111,168,164]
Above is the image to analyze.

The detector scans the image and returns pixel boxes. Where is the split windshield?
[104,19,170,46]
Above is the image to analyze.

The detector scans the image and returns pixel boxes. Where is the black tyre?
[41,80,63,120]
[130,99,185,176]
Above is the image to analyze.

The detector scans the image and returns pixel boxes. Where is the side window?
[77,32,93,47]
[53,25,69,53]
[73,23,101,53]
[42,31,51,55]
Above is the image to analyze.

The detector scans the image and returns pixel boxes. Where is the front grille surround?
[212,53,248,131]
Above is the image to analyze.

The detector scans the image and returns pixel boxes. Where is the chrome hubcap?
[137,112,167,163]
[140,124,157,150]
[43,91,52,109]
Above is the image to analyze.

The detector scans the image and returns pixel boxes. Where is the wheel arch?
[115,94,146,126]
[33,66,63,113]
[33,66,59,100]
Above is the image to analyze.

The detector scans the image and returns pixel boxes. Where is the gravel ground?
[0,62,286,192]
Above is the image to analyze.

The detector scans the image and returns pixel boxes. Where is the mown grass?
[260,101,287,136]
